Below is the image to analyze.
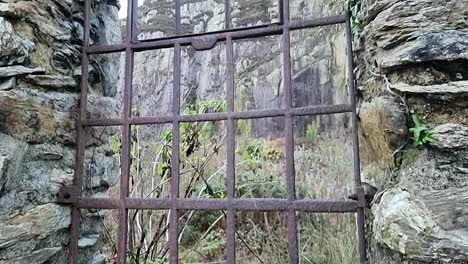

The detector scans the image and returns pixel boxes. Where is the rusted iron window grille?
[57,0,367,263]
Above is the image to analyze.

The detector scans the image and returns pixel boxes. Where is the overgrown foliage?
[99,99,358,264]
[347,0,366,47]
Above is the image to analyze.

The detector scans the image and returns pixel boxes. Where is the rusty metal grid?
[59,0,367,263]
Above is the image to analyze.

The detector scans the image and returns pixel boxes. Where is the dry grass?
[90,123,358,264]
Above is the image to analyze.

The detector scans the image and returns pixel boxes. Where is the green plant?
[306,120,319,141]
[241,141,262,171]
[119,97,358,263]
[186,99,227,115]
[199,230,225,258]
[410,114,435,146]
[347,0,366,47]
[200,99,227,113]
[156,129,172,176]
[108,135,121,157]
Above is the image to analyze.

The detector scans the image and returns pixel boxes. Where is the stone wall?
[359,0,468,263]
[0,0,121,263]
[2,0,467,263]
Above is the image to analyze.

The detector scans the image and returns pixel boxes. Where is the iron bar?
[225,36,236,264]
[131,0,139,42]
[169,43,181,264]
[80,104,354,127]
[224,0,231,29]
[74,198,360,212]
[345,12,367,264]
[169,3,182,262]
[115,0,136,263]
[280,0,299,263]
[68,0,92,262]
[85,15,346,55]
[69,2,367,263]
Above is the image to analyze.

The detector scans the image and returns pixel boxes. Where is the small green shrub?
[241,141,262,171]
[410,114,435,146]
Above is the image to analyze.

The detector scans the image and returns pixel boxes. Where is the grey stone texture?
[360,0,468,263]
[0,0,121,263]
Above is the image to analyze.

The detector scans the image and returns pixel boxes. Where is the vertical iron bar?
[345,12,366,264]
[169,42,181,264]
[281,1,298,263]
[116,1,136,263]
[278,0,285,25]
[131,0,139,42]
[169,1,182,263]
[69,0,91,262]
[224,0,231,29]
[225,36,236,264]
[72,1,364,262]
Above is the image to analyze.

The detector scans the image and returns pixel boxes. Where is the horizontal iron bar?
[85,15,347,54]
[75,197,358,212]
[80,104,353,127]
[76,197,122,209]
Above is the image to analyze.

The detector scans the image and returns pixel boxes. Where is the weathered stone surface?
[0,0,122,263]
[0,89,121,144]
[431,123,468,149]
[0,133,27,196]
[0,2,72,41]
[365,0,468,71]
[369,145,468,263]
[27,143,64,161]
[362,1,468,263]
[49,168,74,195]
[0,89,77,144]
[392,81,468,95]
[87,93,122,119]
[83,146,120,191]
[0,77,15,90]
[0,204,70,248]
[0,247,62,264]
[24,74,77,90]
[0,66,45,78]
[78,234,100,248]
[91,253,107,264]
[391,81,468,104]
[0,17,34,66]
[361,164,391,192]
[373,188,468,262]
[377,31,468,70]
[359,96,408,169]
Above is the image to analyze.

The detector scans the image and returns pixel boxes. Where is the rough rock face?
[0,0,121,263]
[359,0,468,263]
[132,0,350,138]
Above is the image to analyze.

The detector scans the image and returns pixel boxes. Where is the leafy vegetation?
[99,99,358,264]
[347,0,366,47]
[410,114,435,146]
